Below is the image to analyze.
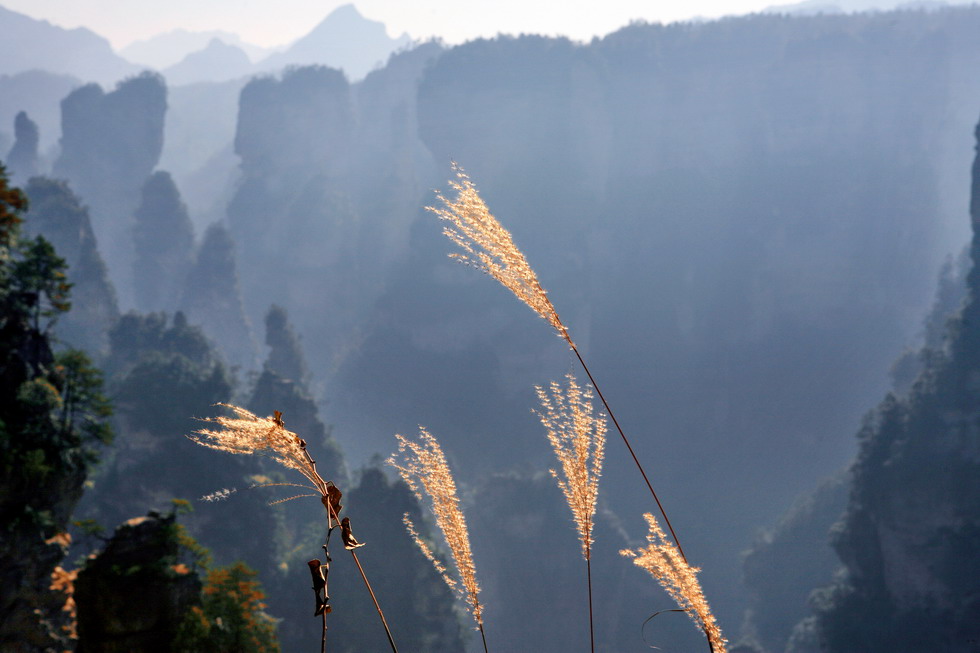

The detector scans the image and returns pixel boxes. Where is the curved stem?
[569,342,687,564]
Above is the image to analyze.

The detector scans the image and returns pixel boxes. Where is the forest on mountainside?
[2,4,980,652]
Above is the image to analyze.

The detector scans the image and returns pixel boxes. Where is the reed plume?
[535,374,606,560]
[191,403,320,490]
[429,163,688,563]
[387,428,487,652]
[428,162,571,345]
[190,404,398,653]
[534,374,606,652]
[621,514,726,653]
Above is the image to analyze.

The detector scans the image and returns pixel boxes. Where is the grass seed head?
[428,162,572,346]
[534,373,606,560]
[387,428,483,626]
[621,513,727,653]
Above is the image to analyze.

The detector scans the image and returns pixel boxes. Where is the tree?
[176,561,280,653]
[0,161,112,651]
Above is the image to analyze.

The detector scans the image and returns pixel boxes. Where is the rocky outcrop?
[133,171,195,313]
[75,512,203,652]
[178,222,257,371]
[801,116,980,653]
[5,110,39,183]
[53,72,167,307]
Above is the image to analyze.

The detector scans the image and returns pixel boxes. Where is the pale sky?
[2,0,789,49]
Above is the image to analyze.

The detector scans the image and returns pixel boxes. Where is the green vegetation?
[0,162,113,650]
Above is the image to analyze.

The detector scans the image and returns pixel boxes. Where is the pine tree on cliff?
[6,111,39,183]
[22,176,119,355]
[133,171,195,313]
[0,163,112,651]
[179,222,257,372]
[806,118,980,652]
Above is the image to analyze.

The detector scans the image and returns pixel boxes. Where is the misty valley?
[2,2,980,652]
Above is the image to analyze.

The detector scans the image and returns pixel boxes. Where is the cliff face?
[53,72,167,307]
[802,118,980,652]
[5,111,39,183]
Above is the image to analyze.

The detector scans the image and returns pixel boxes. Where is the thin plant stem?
[350,549,398,653]
[321,611,326,653]
[587,551,595,653]
[304,446,399,653]
[478,623,489,653]
[568,340,688,564]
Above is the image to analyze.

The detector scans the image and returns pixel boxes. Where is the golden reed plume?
[387,428,486,646]
[428,162,571,345]
[535,373,606,652]
[190,403,321,491]
[534,374,606,560]
[621,514,727,653]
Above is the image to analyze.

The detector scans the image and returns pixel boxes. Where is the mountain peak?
[255,4,411,81]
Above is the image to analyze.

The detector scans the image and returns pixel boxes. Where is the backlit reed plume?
[190,403,321,493]
[429,163,687,564]
[534,373,606,653]
[428,162,571,345]
[621,514,726,653]
[535,374,606,559]
[387,428,487,652]
[190,404,399,653]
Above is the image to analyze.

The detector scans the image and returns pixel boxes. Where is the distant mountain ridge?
[152,4,412,87]
[0,3,410,88]
[255,4,412,81]
[162,39,253,86]
[0,4,139,85]
[120,29,275,69]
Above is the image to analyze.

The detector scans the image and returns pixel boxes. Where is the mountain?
[162,38,253,86]
[0,70,78,154]
[256,4,412,81]
[120,28,274,69]
[0,5,139,85]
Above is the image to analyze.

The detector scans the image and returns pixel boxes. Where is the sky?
[1,0,796,48]
[3,0,974,49]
